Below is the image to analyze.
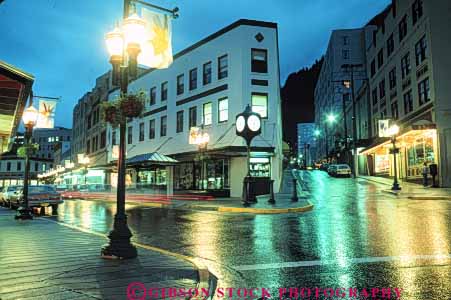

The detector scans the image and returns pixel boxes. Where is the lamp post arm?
[131,0,179,18]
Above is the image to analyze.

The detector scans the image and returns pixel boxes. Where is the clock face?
[236,116,245,132]
[247,115,261,132]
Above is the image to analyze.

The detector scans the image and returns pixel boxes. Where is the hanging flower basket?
[101,102,122,128]
[119,92,145,118]
[17,143,39,158]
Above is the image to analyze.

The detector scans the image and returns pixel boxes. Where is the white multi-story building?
[106,19,283,197]
[359,0,451,187]
[314,27,375,161]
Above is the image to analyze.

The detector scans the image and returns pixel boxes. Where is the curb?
[407,196,451,200]
[186,201,314,214]
[39,217,216,298]
[382,189,401,196]
[69,197,170,208]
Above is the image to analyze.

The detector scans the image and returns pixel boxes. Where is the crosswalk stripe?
[233,254,451,271]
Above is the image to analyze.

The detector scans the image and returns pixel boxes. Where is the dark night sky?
[0,0,390,128]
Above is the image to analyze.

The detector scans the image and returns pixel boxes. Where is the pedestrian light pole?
[325,114,336,162]
[236,105,262,206]
[102,0,178,259]
[388,124,401,191]
[16,99,39,220]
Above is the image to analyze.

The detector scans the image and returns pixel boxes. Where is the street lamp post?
[236,105,262,206]
[80,156,90,186]
[389,124,401,191]
[324,114,336,162]
[102,0,177,259]
[16,99,38,220]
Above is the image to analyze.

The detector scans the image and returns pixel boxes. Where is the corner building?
[106,19,283,197]
[360,0,451,186]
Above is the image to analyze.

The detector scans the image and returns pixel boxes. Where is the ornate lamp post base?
[101,215,137,259]
[15,206,33,220]
[391,183,401,191]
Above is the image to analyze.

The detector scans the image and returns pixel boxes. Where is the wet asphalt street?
[49,170,451,299]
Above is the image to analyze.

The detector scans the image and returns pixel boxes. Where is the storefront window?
[406,135,435,176]
[174,158,230,190]
[249,157,271,177]
[138,168,167,187]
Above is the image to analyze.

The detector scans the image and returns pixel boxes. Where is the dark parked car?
[319,163,329,171]
[10,185,63,210]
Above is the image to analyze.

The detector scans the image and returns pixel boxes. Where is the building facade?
[314,27,375,161]
[359,0,451,186]
[32,127,72,161]
[297,123,316,166]
[105,19,284,197]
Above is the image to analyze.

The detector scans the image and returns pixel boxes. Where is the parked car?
[1,185,22,207]
[327,164,337,176]
[335,164,352,177]
[10,185,63,210]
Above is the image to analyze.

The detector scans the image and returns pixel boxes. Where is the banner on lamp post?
[139,8,173,69]
[378,119,391,137]
[36,99,57,128]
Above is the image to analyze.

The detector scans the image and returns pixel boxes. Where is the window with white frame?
[218,97,228,123]
[203,102,212,125]
[251,93,268,118]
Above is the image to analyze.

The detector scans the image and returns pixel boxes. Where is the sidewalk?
[183,169,313,214]
[0,208,208,300]
[359,175,451,199]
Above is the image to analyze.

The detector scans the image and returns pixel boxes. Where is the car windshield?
[338,165,349,169]
[29,186,56,193]
[7,186,21,192]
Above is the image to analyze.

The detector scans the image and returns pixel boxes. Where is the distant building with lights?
[32,127,71,161]
[297,123,317,166]
[105,19,284,197]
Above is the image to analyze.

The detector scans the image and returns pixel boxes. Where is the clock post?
[236,105,262,206]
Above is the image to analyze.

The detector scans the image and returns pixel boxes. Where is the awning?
[359,124,437,155]
[126,152,179,166]
[0,60,34,153]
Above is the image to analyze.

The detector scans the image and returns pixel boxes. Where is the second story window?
[418,77,430,105]
[251,93,268,118]
[149,119,155,139]
[161,81,168,101]
[342,50,350,60]
[370,60,376,77]
[389,67,397,90]
[160,116,167,137]
[176,111,184,133]
[17,161,21,171]
[100,130,106,148]
[203,102,212,126]
[342,36,349,45]
[218,97,228,123]
[412,0,423,25]
[189,68,197,90]
[377,49,384,68]
[391,101,399,120]
[127,126,133,144]
[403,90,413,114]
[251,49,268,73]
[139,122,144,141]
[203,61,212,85]
[398,15,407,42]
[189,106,197,128]
[177,74,184,95]
[415,35,427,66]
[379,79,386,99]
[218,54,228,79]
[372,88,378,106]
[150,87,156,105]
[387,34,394,57]
[112,130,117,145]
[401,53,411,79]
[7,162,11,171]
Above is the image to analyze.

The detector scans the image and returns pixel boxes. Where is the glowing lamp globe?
[123,13,146,48]
[388,124,400,136]
[105,26,124,58]
[22,105,38,127]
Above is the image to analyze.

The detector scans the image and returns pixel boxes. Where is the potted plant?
[119,91,145,118]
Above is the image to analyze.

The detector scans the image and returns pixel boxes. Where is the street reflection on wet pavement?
[49,170,451,299]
